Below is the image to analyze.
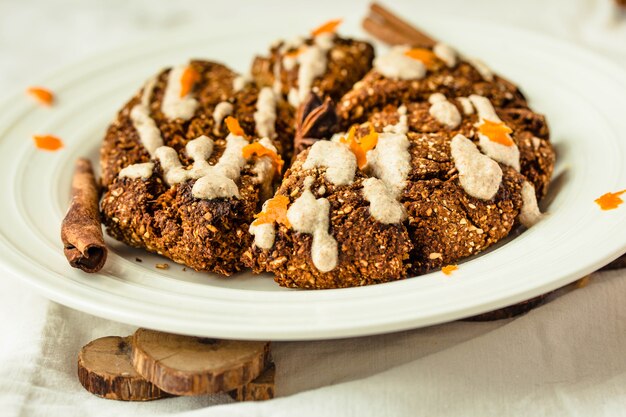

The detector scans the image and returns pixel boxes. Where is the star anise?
[294,92,338,155]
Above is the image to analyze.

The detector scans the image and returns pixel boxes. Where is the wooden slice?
[131,328,270,396]
[229,363,276,402]
[77,336,170,401]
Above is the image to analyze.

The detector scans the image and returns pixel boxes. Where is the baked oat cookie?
[251,19,375,110]
[100,60,289,275]
[242,137,413,289]
[245,42,554,287]
[333,43,554,276]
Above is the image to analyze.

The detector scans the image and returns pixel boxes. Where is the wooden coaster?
[131,328,270,396]
[229,363,276,402]
[77,336,170,401]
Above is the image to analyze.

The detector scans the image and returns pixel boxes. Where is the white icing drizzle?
[130,77,163,157]
[272,60,283,96]
[119,162,154,180]
[233,74,251,92]
[457,97,474,115]
[374,46,426,80]
[450,134,502,200]
[251,137,278,201]
[287,176,337,272]
[213,102,233,134]
[249,222,275,250]
[154,146,187,185]
[161,65,199,121]
[365,131,412,197]
[192,175,240,200]
[151,133,248,200]
[468,58,494,81]
[287,88,300,108]
[314,32,334,50]
[383,105,408,135]
[254,87,277,139]
[428,93,461,129]
[290,33,335,107]
[282,55,298,71]
[519,181,544,228]
[469,95,520,171]
[362,177,407,224]
[433,43,457,68]
[428,93,446,104]
[212,134,249,180]
[156,136,215,186]
[478,135,520,172]
[468,94,500,121]
[303,141,357,186]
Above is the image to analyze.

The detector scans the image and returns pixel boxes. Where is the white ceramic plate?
[1,15,626,341]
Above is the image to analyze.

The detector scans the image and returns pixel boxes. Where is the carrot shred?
[242,142,284,174]
[26,87,54,106]
[340,125,378,169]
[595,189,626,210]
[404,48,440,69]
[33,134,63,151]
[179,66,200,98]
[252,195,292,228]
[442,265,458,275]
[225,116,245,137]
[311,19,343,37]
[477,119,514,146]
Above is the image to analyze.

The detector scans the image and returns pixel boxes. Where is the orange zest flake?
[32,134,63,151]
[225,116,246,137]
[252,195,292,228]
[441,265,458,276]
[179,66,200,98]
[311,19,343,37]
[242,142,285,174]
[26,86,54,106]
[339,125,379,169]
[595,189,626,210]
[477,119,514,146]
[404,48,439,69]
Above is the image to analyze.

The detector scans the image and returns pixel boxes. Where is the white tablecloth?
[1,0,625,415]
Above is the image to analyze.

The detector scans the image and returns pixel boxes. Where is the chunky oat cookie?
[100,60,290,275]
[246,43,555,287]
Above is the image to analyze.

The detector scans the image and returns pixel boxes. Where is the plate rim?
[2,15,626,340]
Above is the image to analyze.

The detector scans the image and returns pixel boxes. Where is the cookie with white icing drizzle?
[243,139,413,289]
[334,70,553,275]
[100,60,291,275]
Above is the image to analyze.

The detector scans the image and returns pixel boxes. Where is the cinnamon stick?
[61,158,107,273]
[364,3,437,47]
